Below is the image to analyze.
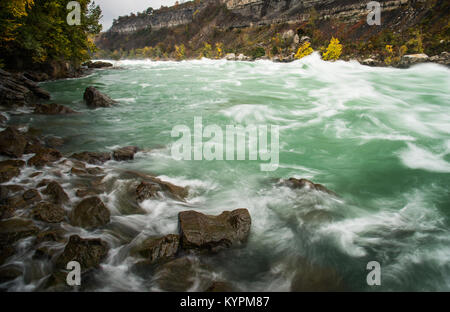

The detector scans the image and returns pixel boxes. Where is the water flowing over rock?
[83,86,116,108]
[70,151,112,165]
[34,103,78,115]
[27,147,62,167]
[283,178,337,196]
[0,160,25,183]
[84,61,113,69]
[55,235,109,271]
[0,127,27,158]
[70,196,110,229]
[179,209,251,252]
[0,218,39,246]
[130,234,180,263]
[129,171,188,201]
[41,181,69,204]
[113,146,139,161]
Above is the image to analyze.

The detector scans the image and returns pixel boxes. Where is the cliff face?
[107,0,410,34]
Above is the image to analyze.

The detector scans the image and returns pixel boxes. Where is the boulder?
[236,54,250,61]
[45,136,64,148]
[32,202,65,223]
[42,181,69,204]
[0,218,39,246]
[283,178,337,196]
[400,53,429,67]
[179,209,251,252]
[130,234,179,263]
[429,51,450,66]
[136,181,161,202]
[0,264,22,284]
[0,127,27,158]
[27,147,62,167]
[0,188,41,218]
[71,151,111,165]
[34,103,78,115]
[85,61,113,69]
[225,53,236,60]
[55,235,109,271]
[70,196,110,229]
[206,281,234,292]
[113,146,138,161]
[0,69,50,107]
[0,160,25,183]
[290,258,345,291]
[83,86,116,108]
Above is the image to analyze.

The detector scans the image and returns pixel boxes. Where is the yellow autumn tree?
[175,44,186,60]
[294,42,313,59]
[0,0,34,44]
[322,37,343,61]
[215,42,224,58]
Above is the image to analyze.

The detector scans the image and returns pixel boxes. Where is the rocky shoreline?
[0,64,355,292]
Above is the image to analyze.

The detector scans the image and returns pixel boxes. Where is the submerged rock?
[42,181,69,204]
[83,86,116,108]
[71,151,112,165]
[155,256,211,292]
[32,202,65,223]
[0,264,22,284]
[135,181,160,202]
[0,127,27,158]
[55,235,109,271]
[179,209,251,252]
[0,218,39,246]
[113,146,138,161]
[130,234,179,263]
[290,258,345,292]
[34,103,78,115]
[283,178,337,196]
[206,281,234,292]
[70,196,110,229]
[130,172,188,202]
[0,160,25,183]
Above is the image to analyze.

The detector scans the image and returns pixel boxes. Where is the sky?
[94,0,178,31]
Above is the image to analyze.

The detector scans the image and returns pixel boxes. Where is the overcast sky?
[94,0,177,31]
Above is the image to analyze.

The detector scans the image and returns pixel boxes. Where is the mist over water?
[6,53,450,291]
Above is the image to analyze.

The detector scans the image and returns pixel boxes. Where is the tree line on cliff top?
[0,0,102,69]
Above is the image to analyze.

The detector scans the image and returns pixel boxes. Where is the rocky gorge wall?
[107,0,413,34]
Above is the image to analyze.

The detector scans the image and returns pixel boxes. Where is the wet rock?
[112,146,138,161]
[136,181,160,202]
[29,171,42,178]
[45,136,64,148]
[205,281,234,292]
[23,71,49,82]
[283,178,337,196]
[75,188,99,198]
[179,209,251,252]
[34,103,78,115]
[130,234,179,263]
[42,181,69,204]
[55,235,109,271]
[225,53,236,60]
[27,147,62,167]
[0,218,39,246]
[290,259,345,292]
[0,127,27,158]
[35,229,67,244]
[71,151,112,165]
[429,51,450,66]
[155,256,211,292]
[70,167,87,176]
[236,54,250,61]
[0,69,50,108]
[84,61,113,69]
[0,159,25,183]
[0,264,22,283]
[83,86,116,108]
[32,202,65,223]
[1,189,41,218]
[398,53,429,68]
[70,196,110,229]
[0,113,7,127]
[0,245,15,265]
[86,167,103,175]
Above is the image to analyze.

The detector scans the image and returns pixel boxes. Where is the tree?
[294,42,313,59]
[322,37,342,61]
[0,0,103,68]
